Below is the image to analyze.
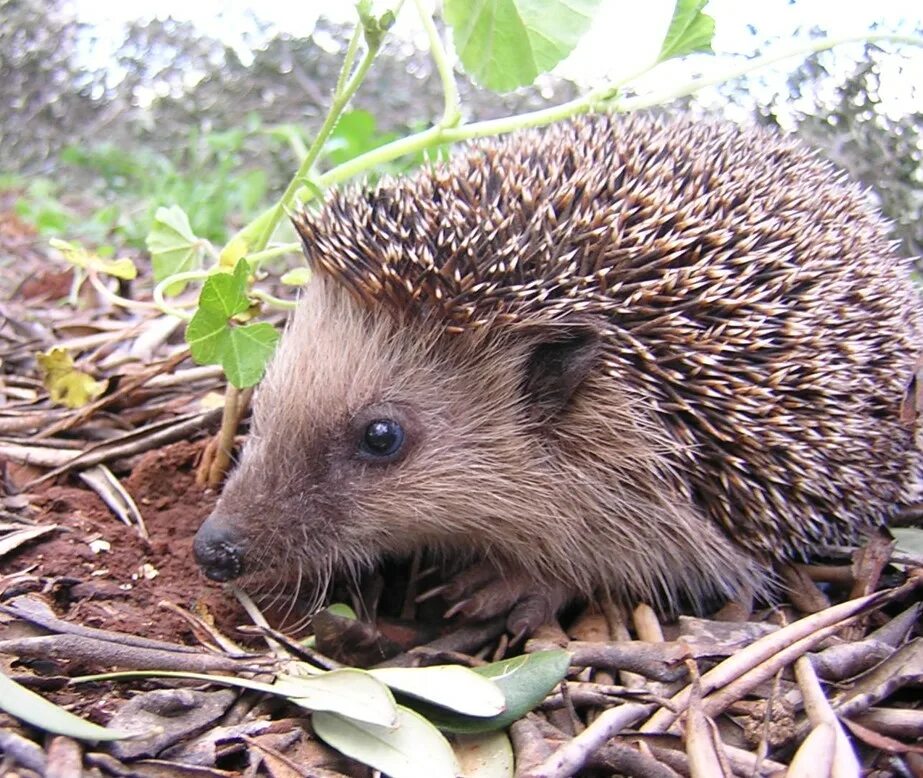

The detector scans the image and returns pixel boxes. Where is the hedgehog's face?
[193,276,601,607]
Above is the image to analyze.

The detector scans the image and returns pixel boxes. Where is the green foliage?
[58,118,271,247]
[658,0,715,62]
[185,259,281,388]
[445,0,602,92]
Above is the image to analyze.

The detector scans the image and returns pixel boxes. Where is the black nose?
[193,519,245,582]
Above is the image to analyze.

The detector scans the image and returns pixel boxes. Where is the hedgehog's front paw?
[435,563,572,638]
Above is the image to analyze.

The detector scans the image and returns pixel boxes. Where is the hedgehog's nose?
[193,518,245,582]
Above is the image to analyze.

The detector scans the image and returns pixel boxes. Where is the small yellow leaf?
[219,236,249,269]
[50,238,137,280]
[36,348,106,409]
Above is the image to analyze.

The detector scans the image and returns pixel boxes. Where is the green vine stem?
[251,288,297,310]
[294,31,923,205]
[412,0,460,129]
[244,242,301,270]
[152,270,212,321]
[248,9,393,255]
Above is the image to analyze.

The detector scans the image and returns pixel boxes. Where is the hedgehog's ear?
[521,324,602,420]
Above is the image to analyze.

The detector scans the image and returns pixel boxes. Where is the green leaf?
[185,260,280,388]
[222,322,281,388]
[369,665,506,717]
[274,669,399,727]
[313,706,460,778]
[453,731,515,778]
[421,649,570,733]
[145,205,206,292]
[199,260,250,319]
[0,669,135,742]
[445,0,602,92]
[657,0,715,62]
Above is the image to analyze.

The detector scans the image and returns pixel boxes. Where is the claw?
[443,597,473,620]
[416,582,452,604]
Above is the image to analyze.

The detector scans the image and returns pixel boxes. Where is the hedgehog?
[193,112,923,631]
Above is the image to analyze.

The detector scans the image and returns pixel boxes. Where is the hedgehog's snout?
[193,514,246,582]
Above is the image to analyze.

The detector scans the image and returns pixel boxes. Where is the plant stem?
[251,289,297,310]
[245,242,301,269]
[152,270,213,321]
[87,272,159,311]
[252,13,387,254]
[334,26,363,98]
[413,0,461,128]
[297,32,923,199]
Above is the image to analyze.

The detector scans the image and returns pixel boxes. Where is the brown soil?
[1,441,246,644]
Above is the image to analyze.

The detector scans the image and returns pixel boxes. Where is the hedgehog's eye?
[360,419,405,459]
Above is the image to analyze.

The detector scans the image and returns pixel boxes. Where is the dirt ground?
[0,441,247,647]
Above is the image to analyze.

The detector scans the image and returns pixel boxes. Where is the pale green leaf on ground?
[370,665,506,717]
[658,0,715,62]
[0,669,135,742]
[274,669,398,727]
[145,204,205,290]
[424,649,570,733]
[453,731,515,778]
[313,705,460,778]
[49,238,137,279]
[445,0,602,92]
[326,602,358,619]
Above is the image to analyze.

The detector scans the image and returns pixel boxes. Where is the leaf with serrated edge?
[313,706,460,778]
[370,665,505,717]
[445,0,601,92]
[0,670,135,741]
[454,731,515,778]
[274,669,398,727]
[658,0,715,62]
